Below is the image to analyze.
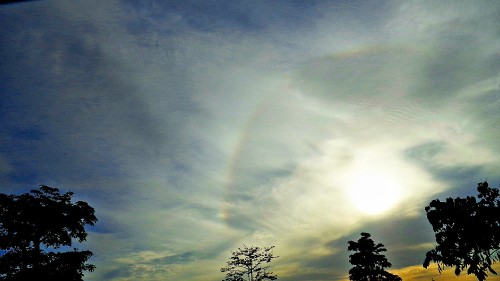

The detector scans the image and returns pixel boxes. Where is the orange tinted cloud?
[336,263,500,281]
[394,263,500,281]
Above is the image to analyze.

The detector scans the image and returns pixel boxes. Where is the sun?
[346,171,402,215]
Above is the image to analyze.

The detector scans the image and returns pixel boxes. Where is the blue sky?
[1,1,499,280]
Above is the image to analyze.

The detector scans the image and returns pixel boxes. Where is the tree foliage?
[0,185,98,281]
[348,232,402,281]
[423,181,500,281]
[220,245,278,281]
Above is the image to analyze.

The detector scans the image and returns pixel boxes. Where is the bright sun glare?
[347,171,401,215]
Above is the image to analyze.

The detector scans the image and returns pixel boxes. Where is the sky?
[0,0,499,280]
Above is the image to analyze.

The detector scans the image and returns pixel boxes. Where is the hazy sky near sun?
[1,1,499,280]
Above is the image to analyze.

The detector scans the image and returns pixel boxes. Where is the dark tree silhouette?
[348,232,402,281]
[0,185,98,281]
[220,245,278,281]
[423,181,500,281]
[0,0,39,5]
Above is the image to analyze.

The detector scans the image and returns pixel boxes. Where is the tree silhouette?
[423,181,499,281]
[0,185,98,281]
[348,232,402,281]
[220,245,278,281]
[0,0,39,5]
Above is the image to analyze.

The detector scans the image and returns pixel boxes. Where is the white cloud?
[1,1,499,280]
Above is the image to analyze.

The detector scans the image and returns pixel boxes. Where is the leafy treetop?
[0,185,97,281]
[348,232,402,281]
[423,181,500,281]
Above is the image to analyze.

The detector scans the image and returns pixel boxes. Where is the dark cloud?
[317,215,435,275]
[0,6,125,183]
[405,141,493,197]
[101,267,130,280]
[119,0,332,35]
[404,142,445,166]
[357,216,434,267]
[0,3,204,189]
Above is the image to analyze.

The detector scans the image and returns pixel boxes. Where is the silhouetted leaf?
[423,181,499,281]
[348,232,401,281]
[0,186,97,281]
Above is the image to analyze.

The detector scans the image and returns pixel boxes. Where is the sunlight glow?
[346,169,402,215]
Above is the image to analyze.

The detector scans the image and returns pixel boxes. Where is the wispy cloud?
[1,1,499,280]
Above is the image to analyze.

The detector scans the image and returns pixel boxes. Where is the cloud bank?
[0,1,499,280]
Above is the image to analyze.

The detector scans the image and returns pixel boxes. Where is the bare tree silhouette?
[220,245,278,281]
